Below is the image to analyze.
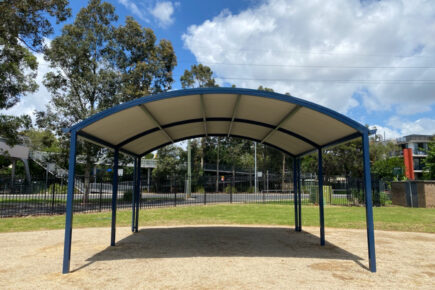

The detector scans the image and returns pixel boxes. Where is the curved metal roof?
[66,88,368,157]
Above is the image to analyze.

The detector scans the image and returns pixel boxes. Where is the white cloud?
[182,0,435,115]
[149,1,179,28]
[387,117,435,136]
[118,0,147,21]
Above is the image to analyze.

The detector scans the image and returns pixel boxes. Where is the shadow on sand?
[73,226,367,272]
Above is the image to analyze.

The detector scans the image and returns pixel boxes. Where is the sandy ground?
[0,225,434,289]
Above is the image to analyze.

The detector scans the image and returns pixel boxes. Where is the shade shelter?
[62,87,376,273]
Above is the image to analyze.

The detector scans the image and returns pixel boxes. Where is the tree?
[372,157,404,181]
[0,0,70,145]
[423,142,435,180]
[180,64,218,89]
[113,16,176,102]
[38,0,177,201]
[39,0,119,202]
[153,145,183,192]
[180,64,218,179]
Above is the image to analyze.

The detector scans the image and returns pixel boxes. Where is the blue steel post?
[135,158,141,232]
[293,158,298,231]
[297,159,302,231]
[111,149,119,246]
[362,132,377,272]
[318,149,325,246]
[131,157,137,232]
[62,131,77,274]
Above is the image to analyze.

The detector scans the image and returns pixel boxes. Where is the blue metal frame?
[297,158,302,231]
[318,149,325,246]
[134,158,141,232]
[293,158,299,231]
[61,88,377,274]
[362,132,377,272]
[62,131,77,274]
[111,149,119,246]
[132,157,137,232]
[77,131,139,157]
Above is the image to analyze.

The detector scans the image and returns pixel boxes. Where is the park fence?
[0,173,390,218]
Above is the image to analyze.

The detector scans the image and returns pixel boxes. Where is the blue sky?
[6,0,435,139]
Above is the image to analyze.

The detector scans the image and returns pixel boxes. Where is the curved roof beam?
[139,133,296,159]
[115,117,320,149]
[199,94,208,136]
[139,104,174,143]
[260,105,302,145]
[227,94,241,137]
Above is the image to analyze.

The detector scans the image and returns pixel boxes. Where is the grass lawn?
[0,204,434,233]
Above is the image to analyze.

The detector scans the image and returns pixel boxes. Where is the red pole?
[403,148,415,180]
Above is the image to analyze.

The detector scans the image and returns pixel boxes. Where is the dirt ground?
[0,225,434,289]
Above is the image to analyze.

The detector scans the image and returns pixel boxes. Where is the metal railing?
[0,174,390,218]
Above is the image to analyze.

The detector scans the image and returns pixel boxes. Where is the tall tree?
[0,0,70,145]
[180,64,218,178]
[113,16,176,102]
[180,64,218,89]
[40,0,119,202]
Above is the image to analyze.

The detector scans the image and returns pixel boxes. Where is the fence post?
[51,180,55,214]
[230,177,233,204]
[99,180,103,212]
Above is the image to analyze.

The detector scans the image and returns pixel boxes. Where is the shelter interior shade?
[79,93,359,156]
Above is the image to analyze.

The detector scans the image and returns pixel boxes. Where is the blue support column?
[293,158,298,231]
[297,158,302,231]
[362,132,377,272]
[111,149,119,246]
[62,131,77,274]
[132,157,137,232]
[135,158,141,232]
[318,149,325,246]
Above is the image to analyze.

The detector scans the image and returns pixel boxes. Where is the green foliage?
[372,156,404,180]
[48,183,67,194]
[224,185,237,194]
[352,190,365,205]
[423,142,435,180]
[0,0,70,145]
[123,190,133,202]
[113,16,177,102]
[24,129,60,152]
[195,186,205,194]
[180,64,218,88]
[0,115,32,146]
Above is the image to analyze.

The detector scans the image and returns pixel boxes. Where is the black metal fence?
[0,173,390,218]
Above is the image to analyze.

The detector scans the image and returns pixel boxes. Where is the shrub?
[195,186,205,193]
[246,186,255,193]
[123,190,133,202]
[224,185,237,194]
[352,189,365,205]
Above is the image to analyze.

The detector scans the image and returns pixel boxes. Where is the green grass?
[0,204,434,233]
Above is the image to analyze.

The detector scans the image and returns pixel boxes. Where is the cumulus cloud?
[149,1,179,28]
[182,0,435,116]
[118,0,178,27]
[118,0,147,21]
